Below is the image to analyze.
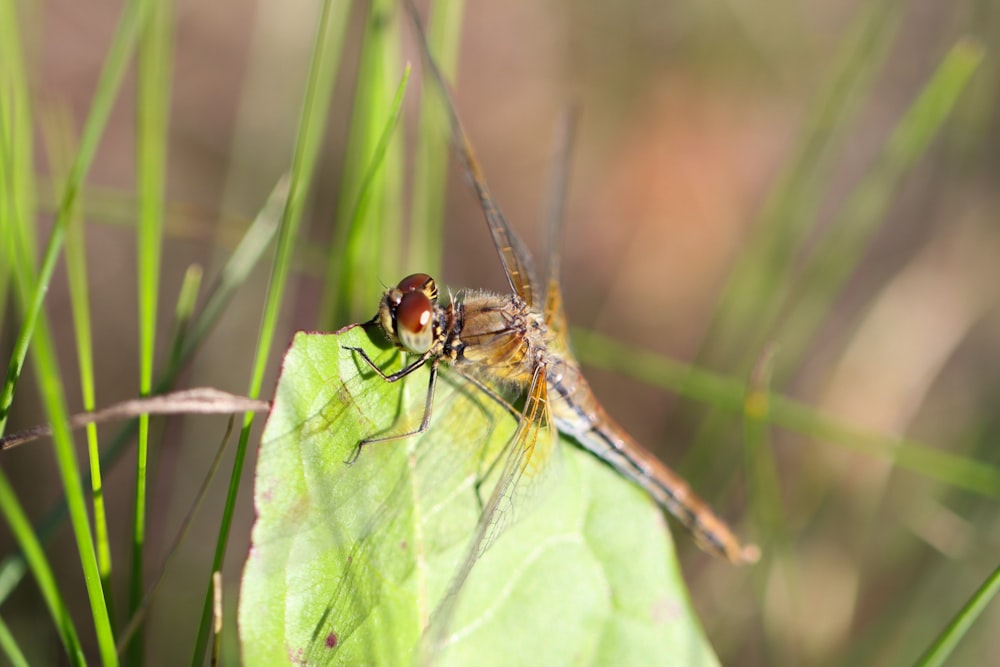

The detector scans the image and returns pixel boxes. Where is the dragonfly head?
[377,273,440,354]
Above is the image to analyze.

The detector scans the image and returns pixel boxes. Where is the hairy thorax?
[442,290,551,387]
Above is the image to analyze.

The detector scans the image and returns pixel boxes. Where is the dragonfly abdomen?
[547,363,759,564]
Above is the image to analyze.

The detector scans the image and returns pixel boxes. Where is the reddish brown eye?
[396,273,438,302]
[397,273,431,293]
[396,292,432,334]
[394,291,436,353]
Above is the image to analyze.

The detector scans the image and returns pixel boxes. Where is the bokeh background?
[2,0,999,664]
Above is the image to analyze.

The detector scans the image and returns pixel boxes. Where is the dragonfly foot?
[472,478,487,513]
[345,441,366,466]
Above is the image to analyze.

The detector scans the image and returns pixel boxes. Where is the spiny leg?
[450,367,520,419]
[343,346,440,464]
[343,345,431,383]
[448,367,527,511]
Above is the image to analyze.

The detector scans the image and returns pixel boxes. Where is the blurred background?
[2,0,999,664]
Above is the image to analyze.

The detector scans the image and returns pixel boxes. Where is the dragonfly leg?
[342,345,430,382]
[445,368,521,511]
[451,368,519,419]
[343,356,440,465]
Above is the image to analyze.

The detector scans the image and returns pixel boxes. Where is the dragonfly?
[297,5,760,664]
[348,7,759,573]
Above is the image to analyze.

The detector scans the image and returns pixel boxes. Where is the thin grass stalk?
[0,617,28,667]
[407,0,467,278]
[129,0,173,659]
[321,0,404,328]
[772,39,984,373]
[190,1,352,661]
[37,105,118,627]
[0,0,151,434]
[682,0,904,484]
[572,328,1000,496]
[914,560,1000,667]
[0,181,285,613]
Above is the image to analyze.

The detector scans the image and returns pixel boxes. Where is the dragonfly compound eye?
[396,273,438,303]
[395,291,435,353]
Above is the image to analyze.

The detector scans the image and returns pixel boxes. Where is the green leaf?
[240,327,718,666]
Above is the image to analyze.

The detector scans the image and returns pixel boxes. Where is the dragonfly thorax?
[378,273,443,354]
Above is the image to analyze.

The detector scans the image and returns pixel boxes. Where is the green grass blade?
[0,473,85,665]
[697,0,903,367]
[117,417,237,656]
[331,66,411,328]
[682,0,905,488]
[129,0,172,659]
[0,180,285,610]
[0,1,153,663]
[0,0,36,338]
[64,184,114,622]
[37,105,117,627]
[0,615,29,667]
[0,0,36,426]
[179,178,287,364]
[0,0,151,434]
[914,560,1000,667]
[1,174,104,664]
[407,0,467,278]
[4,227,116,664]
[742,345,785,558]
[190,1,352,662]
[0,5,36,634]
[773,38,984,376]
[572,328,1000,496]
[168,264,204,362]
[320,0,404,328]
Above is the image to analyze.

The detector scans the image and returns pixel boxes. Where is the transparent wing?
[406,1,541,308]
[543,277,573,359]
[541,108,578,356]
[421,361,556,664]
